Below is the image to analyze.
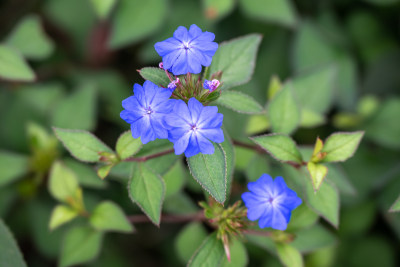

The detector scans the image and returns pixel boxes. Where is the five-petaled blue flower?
[242,174,302,230]
[154,24,218,76]
[120,81,176,144]
[164,98,224,157]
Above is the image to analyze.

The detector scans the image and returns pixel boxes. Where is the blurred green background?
[0,0,400,266]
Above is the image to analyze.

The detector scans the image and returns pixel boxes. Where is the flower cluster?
[242,174,302,230]
[120,25,223,157]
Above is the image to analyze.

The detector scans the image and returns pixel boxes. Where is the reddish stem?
[123,149,175,162]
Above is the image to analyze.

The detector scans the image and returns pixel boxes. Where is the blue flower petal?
[185,134,201,157]
[199,128,224,143]
[173,132,191,155]
[197,134,214,154]
[173,26,189,42]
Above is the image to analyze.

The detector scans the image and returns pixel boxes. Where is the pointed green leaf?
[60,226,103,267]
[305,178,339,228]
[389,195,400,213]
[52,82,97,131]
[175,222,208,264]
[300,109,326,128]
[326,164,356,196]
[115,130,142,160]
[89,0,117,19]
[250,134,303,164]
[321,131,364,162]
[239,0,297,27]
[307,162,328,191]
[188,233,225,267]
[0,219,27,267]
[64,159,106,189]
[291,224,336,253]
[48,161,79,202]
[0,151,29,187]
[128,163,165,225]
[164,161,185,198]
[5,15,54,60]
[276,243,304,267]
[90,201,133,233]
[54,128,113,163]
[109,0,167,49]
[97,164,113,180]
[187,143,227,203]
[0,45,35,81]
[207,34,262,90]
[139,67,170,88]
[246,115,269,135]
[268,83,300,134]
[49,205,79,230]
[220,131,235,199]
[216,91,264,114]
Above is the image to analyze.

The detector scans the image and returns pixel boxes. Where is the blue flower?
[167,78,179,92]
[154,24,218,76]
[164,98,224,157]
[241,174,302,230]
[203,79,220,92]
[120,81,176,144]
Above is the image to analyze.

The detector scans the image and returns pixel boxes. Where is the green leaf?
[287,204,319,231]
[175,222,208,264]
[139,67,171,88]
[5,15,54,60]
[245,155,270,182]
[220,239,248,267]
[321,131,364,162]
[188,233,225,267]
[326,164,356,196]
[300,109,326,128]
[268,83,300,134]
[203,0,235,21]
[64,158,106,189]
[207,34,262,90]
[51,82,97,131]
[109,0,167,49]
[0,151,29,187]
[0,219,27,267]
[60,226,103,267]
[245,115,269,135]
[220,130,235,199]
[291,65,336,114]
[389,195,400,213]
[239,0,297,27]
[115,130,142,160]
[48,161,79,202]
[89,0,117,19]
[187,143,227,203]
[90,201,133,233]
[250,134,303,164]
[54,128,113,163]
[97,164,113,180]
[291,224,336,253]
[0,45,35,81]
[128,163,165,225]
[307,162,328,191]
[305,178,339,228]
[164,161,185,198]
[216,91,264,114]
[49,205,79,230]
[276,243,304,267]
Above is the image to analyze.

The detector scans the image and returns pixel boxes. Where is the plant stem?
[232,139,265,154]
[127,211,205,224]
[123,148,175,162]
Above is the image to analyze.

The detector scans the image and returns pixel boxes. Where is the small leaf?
[139,67,171,88]
[187,143,227,203]
[48,161,79,202]
[115,130,142,160]
[5,15,54,60]
[246,115,269,135]
[49,205,79,231]
[60,226,103,267]
[268,83,300,135]
[164,161,185,198]
[64,159,106,189]
[0,151,29,187]
[51,82,97,131]
[0,219,27,267]
[97,164,113,180]
[109,0,167,49]
[239,0,297,27]
[267,75,282,100]
[389,195,400,213]
[250,134,303,164]
[90,201,133,233]
[276,243,304,267]
[305,178,339,228]
[321,131,364,162]
[307,162,328,191]
[89,0,117,19]
[300,109,326,128]
[188,233,225,267]
[216,91,264,114]
[207,34,262,90]
[0,45,35,81]
[54,128,113,163]
[175,222,208,264]
[128,163,165,225]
